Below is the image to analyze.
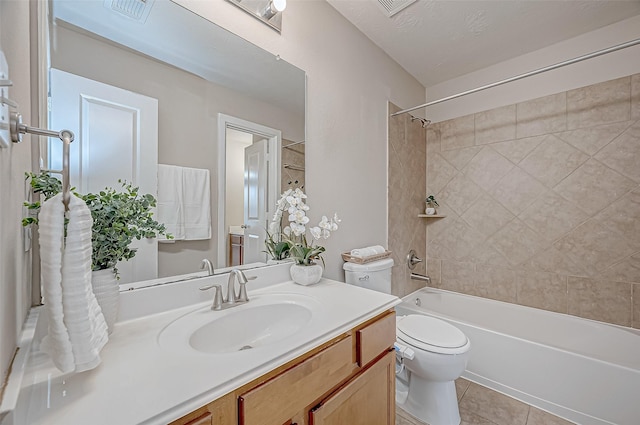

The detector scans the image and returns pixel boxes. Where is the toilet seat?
[397,315,469,355]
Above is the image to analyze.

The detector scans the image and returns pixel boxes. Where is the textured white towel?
[182,166,211,240]
[157,164,185,241]
[39,193,109,373]
[350,245,386,258]
[157,164,211,241]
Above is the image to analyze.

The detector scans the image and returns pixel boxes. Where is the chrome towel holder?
[10,111,75,210]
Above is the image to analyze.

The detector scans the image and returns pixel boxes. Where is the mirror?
[46,0,305,283]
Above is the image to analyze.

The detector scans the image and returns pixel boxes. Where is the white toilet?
[344,259,471,425]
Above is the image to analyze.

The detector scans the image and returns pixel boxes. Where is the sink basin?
[158,293,320,355]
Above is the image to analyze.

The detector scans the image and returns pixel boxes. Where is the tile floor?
[396,379,576,425]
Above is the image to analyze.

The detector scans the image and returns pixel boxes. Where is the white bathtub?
[396,287,640,425]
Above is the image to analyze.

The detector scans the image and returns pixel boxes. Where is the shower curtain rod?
[391,37,640,118]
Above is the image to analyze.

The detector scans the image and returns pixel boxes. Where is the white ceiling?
[327,0,640,88]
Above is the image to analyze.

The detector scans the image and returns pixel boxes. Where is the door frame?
[217,114,281,268]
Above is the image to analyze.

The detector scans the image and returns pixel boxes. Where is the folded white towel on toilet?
[350,245,386,258]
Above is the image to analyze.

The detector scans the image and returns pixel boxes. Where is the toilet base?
[399,374,461,425]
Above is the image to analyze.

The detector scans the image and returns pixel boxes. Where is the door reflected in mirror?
[45,0,305,284]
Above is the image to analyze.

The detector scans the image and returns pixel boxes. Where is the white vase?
[425,206,436,215]
[290,263,323,286]
[91,268,119,334]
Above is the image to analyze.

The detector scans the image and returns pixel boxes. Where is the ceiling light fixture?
[226,0,286,33]
[261,0,286,20]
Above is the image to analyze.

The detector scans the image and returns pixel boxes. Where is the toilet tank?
[343,258,394,294]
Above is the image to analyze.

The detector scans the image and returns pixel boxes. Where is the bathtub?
[395,287,640,425]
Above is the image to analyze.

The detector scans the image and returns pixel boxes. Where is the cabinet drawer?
[230,234,243,244]
[356,311,395,367]
[239,335,355,425]
[310,351,395,425]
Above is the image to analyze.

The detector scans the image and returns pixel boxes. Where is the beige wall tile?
[516,92,567,138]
[554,158,637,214]
[475,264,517,303]
[516,270,567,313]
[527,247,587,277]
[594,120,640,183]
[426,123,441,156]
[633,284,640,329]
[461,196,515,238]
[427,154,457,195]
[459,382,529,425]
[425,202,457,240]
[421,76,639,327]
[491,167,546,216]
[461,244,511,269]
[441,146,482,170]
[527,407,575,425]
[556,120,632,155]
[492,135,545,164]
[430,218,486,261]
[632,73,640,121]
[441,260,476,294]
[519,191,589,243]
[567,276,632,326]
[462,146,514,191]
[426,258,441,287]
[595,187,640,247]
[441,114,475,151]
[475,104,516,145]
[554,219,640,277]
[519,135,589,188]
[487,219,547,267]
[599,253,640,284]
[567,76,631,129]
[439,173,482,216]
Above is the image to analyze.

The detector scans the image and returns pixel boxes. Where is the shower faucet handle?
[407,249,423,270]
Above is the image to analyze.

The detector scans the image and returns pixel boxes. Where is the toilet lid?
[397,315,469,355]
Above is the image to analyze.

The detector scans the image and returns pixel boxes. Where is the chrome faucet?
[199,268,256,310]
[227,269,252,304]
[200,259,214,276]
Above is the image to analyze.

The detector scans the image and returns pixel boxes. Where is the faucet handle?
[200,283,224,310]
[238,273,258,302]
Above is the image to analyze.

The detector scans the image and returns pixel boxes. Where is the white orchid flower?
[283,226,291,236]
[310,226,321,240]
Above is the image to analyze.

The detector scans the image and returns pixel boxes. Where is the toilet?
[344,259,471,425]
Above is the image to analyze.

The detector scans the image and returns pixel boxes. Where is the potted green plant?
[24,172,171,331]
[425,195,439,215]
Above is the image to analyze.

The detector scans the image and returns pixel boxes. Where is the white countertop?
[5,266,399,425]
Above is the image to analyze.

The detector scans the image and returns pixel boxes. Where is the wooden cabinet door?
[310,351,395,425]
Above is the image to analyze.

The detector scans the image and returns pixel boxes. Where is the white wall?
[175,0,426,279]
[0,0,33,387]
[425,15,640,122]
[225,130,252,229]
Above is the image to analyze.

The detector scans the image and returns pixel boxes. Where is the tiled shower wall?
[426,74,640,328]
[388,103,428,297]
[281,139,305,191]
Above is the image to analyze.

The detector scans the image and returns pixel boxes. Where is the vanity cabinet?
[229,234,244,266]
[170,310,396,425]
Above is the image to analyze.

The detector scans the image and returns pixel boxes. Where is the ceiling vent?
[103,0,155,23]
[376,0,417,17]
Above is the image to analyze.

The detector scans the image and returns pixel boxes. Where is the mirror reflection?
[47,0,306,284]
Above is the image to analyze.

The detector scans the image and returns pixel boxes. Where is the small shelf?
[418,214,446,218]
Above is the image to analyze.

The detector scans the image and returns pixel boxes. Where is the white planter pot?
[290,263,323,286]
[91,268,119,334]
[425,206,436,215]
